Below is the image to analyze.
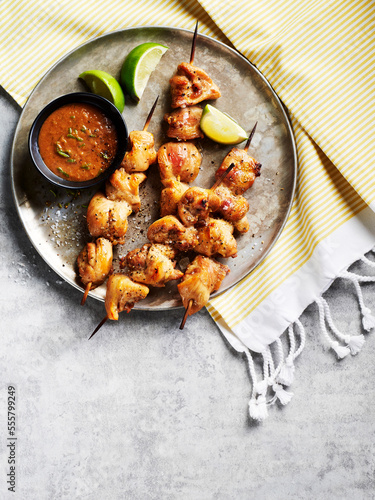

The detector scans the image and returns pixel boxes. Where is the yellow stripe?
[255,0,370,71]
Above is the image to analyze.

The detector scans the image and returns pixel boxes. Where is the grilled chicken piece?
[214,185,249,223]
[157,141,201,182]
[160,178,189,217]
[147,215,199,252]
[233,215,250,234]
[106,169,146,212]
[121,130,157,173]
[105,274,149,320]
[178,255,229,314]
[177,187,221,227]
[194,218,237,258]
[215,147,261,196]
[86,192,132,245]
[170,62,221,108]
[126,243,183,287]
[77,238,113,289]
[164,106,204,140]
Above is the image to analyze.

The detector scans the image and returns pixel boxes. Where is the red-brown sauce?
[38,103,118,182]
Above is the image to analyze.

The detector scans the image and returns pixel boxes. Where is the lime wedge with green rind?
[79,70,125,112]
[121,43,169,101]
[200,104,248,145]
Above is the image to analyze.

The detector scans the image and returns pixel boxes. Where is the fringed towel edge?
[242,252,375,422]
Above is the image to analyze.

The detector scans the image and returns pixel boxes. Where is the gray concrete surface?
[0,86,374,499]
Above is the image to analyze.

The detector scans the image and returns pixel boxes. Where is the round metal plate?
[11,26,297,310]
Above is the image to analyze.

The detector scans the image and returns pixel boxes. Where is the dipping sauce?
[38,103,118,182]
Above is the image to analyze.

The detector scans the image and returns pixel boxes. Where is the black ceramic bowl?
[28,92,128,189]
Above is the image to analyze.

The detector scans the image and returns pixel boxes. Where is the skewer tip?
[189,21,199,65]
[179,299,193,330]
[143,95,159,131]
[88,315,109,340]
[243,121,258,152]
[81,282,92,306]
[211,162,235,191]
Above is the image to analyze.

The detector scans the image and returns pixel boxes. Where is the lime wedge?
[79,70,125,112]
[200,104,248,145]
[121,43,168,101]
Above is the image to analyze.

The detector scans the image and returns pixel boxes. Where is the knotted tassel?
[277,356,295,386]
[340,271,375,332]
[248,394,268,421]
[321,297,365,356]
[331,340,350,359]
[272,383,294,405]
[362,307,375,331]
[317,298,351,359]
[345,334,365,355]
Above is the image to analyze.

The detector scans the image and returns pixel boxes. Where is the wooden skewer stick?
[81,282,92,306]
[180,299,193,330]
[243,122,258,153]
[190,21,199,65]
[211,162,235,191]
[88,315,109,340]
[143,95,159,132]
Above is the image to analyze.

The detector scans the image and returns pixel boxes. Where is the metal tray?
[11,26,297,310]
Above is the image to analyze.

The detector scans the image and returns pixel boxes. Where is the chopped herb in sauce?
[57,167,70,178]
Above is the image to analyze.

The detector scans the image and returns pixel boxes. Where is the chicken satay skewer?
[170,23,220,109]
[82,100,161,304]
[176,167,235,327]
[106,98,160,205]
[163,23,203,140]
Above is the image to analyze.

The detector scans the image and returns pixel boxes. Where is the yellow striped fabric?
[198,0,375,206]
[201,0,375,328]
[0,0,227,105]
[208,115,366,327]
[1,0,373,335]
